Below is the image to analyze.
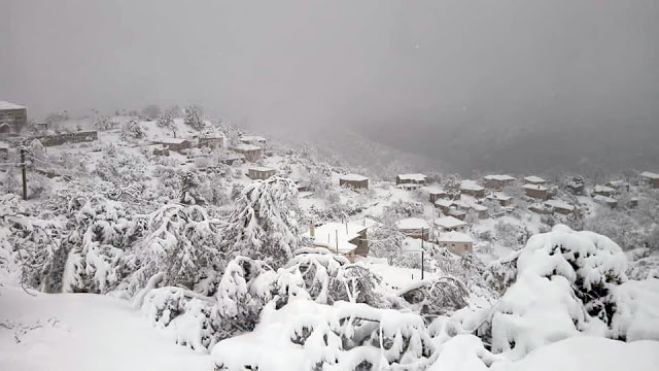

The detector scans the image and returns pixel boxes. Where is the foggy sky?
[2,0,658,171]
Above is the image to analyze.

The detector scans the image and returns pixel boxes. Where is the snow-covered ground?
[0,287,212,371]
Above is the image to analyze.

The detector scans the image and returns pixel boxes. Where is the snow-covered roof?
[304,222,367,254]
[0,101,26,110]
[0,141,9,149]
[487,192,512,201]
[460,180,484,191]
[544,199,575,211]
[434,216,467,229]
[151,137,188,144]
[593,185,616,194]
[593,195,617,204]
[640,171,659,180]
[397,173,426,181]
[395,217,430,230]
[233,143,262,151]
[434,199,453,208]
[240,135,266,143]
[524,175,546,184]
[424,185,446,194]
[438,231,473,243]
[248,166,275,172]
[523,183,548,191]
[471,204,488,212]
[340,173,368,182]
[484,174,515,182]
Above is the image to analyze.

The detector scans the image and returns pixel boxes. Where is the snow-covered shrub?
[585,208,645,251]
[484,252,519,294]
[212,299,436,371]
[128,204,222,294]
[184,105,204,130]
[398,277,469,318]
[141,286,220,351]
[480,225,630,359]
[94,149,148,187]
[494,221,531,249]
[368,225,405,262]
[382,200,424,224]
[221,177,301,268]
[120,119,145,139]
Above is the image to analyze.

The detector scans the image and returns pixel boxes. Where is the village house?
[593,195,618,208]
[303,222,369,262]
[395,173,426,189]
[448,208,467,220]
[460,180,485,198]
[0,101,27,134]
[232,143,263,162]
[483,174,516,190]
[523,183,550,200]
[529,203,551,214]
[151,137,192,153]
[426,186,450,203]
[437,231,473,256]
[395,217,430,241]
[434,216,467,233]
[247,166,276,180]
[524,175,546,185]
[470,203,489,219]
[198,132,225,149]
[592,185,616,197]
[487,192,513,207]
[544,199,575,215]
[640,171,659,188]
[339,173,369,189]
[434,199,453,214]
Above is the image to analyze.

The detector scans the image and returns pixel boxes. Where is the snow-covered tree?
[221,177,301,268]
[184,105,204,130]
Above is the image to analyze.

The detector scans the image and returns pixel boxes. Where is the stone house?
[247,166,276,180]
[395,217,430,241]
[524,175,546,185]
[593,195,618,208]
[151,137,192,153]
[487,192,513,207]
[544,199,575,215]
[483,174,516,190]
[232,144,263,162]
[0,101,27,134]
[593,185,616,197]
[523,184,550,200]
[640,171,659,188]
[437,232,473,256]
[396,173,426,189]
[303,222,369,262]
[434,216,467,233]
[460,180,485,198]
[198,134,225,149]
[427,186,450,203]
[339,174,369,189]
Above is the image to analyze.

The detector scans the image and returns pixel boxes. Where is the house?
[460,180,485,198]
[220,153,244,165]
[470,203,489,219]
[198,133,225,149]
[434,199,453,214]
[247,166,276,180]
[544,199,575,215]
[395,218,430,240]
[529,203,550,214]
[339,174,368,189]
[303,222,369,261]
[448,208,467,220]
[487,192,513,207]
[0,101,27,134]
[396,173,426,188]
[437,232,473,256]
[434,216,467,232]
[426,186,449,203]
[483,174,516,190]
[593,195,617,208]
[151,137,192,153]
[640,171,659,188]
[524,175,546,185]
[232,143,263,162]
[523,183,550,200]
[593,185,616,197]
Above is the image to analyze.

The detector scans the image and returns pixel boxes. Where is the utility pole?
[421,227,425,280]
[20,148,27,200]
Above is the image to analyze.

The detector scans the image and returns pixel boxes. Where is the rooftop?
[544,199,575,211]
[397,173,426,181]
[460,180,484,191]
[0,101,26,110]
[248,166,275,172]
[438,231,473,243]
[395,217,430,230]
[524,175,546,184]
[640,171,659,180]
[340,173,368,182]
[434,216,467,229]
[151,137,188,144]
[523,183,548,191]
[484,174,515,182]
[233,143,262,151]
[303,222,368,254]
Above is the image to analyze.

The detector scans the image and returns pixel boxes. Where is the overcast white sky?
[1,0,658,162]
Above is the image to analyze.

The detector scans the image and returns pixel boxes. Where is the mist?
[2,0,658,173]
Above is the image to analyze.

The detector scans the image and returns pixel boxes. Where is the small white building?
[303,222,369,261]
[434,216,467,232]
[437,232,473,256]
[524,175,546,185]
[395,217,430,240]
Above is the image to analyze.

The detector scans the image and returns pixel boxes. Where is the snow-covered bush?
[120,119,145,139]
[480,225,630,359]
[399,277,469,318]
[221,177,301,268]
[127,204,222,294]
[212,299,436,371]
[184,105,204,130]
